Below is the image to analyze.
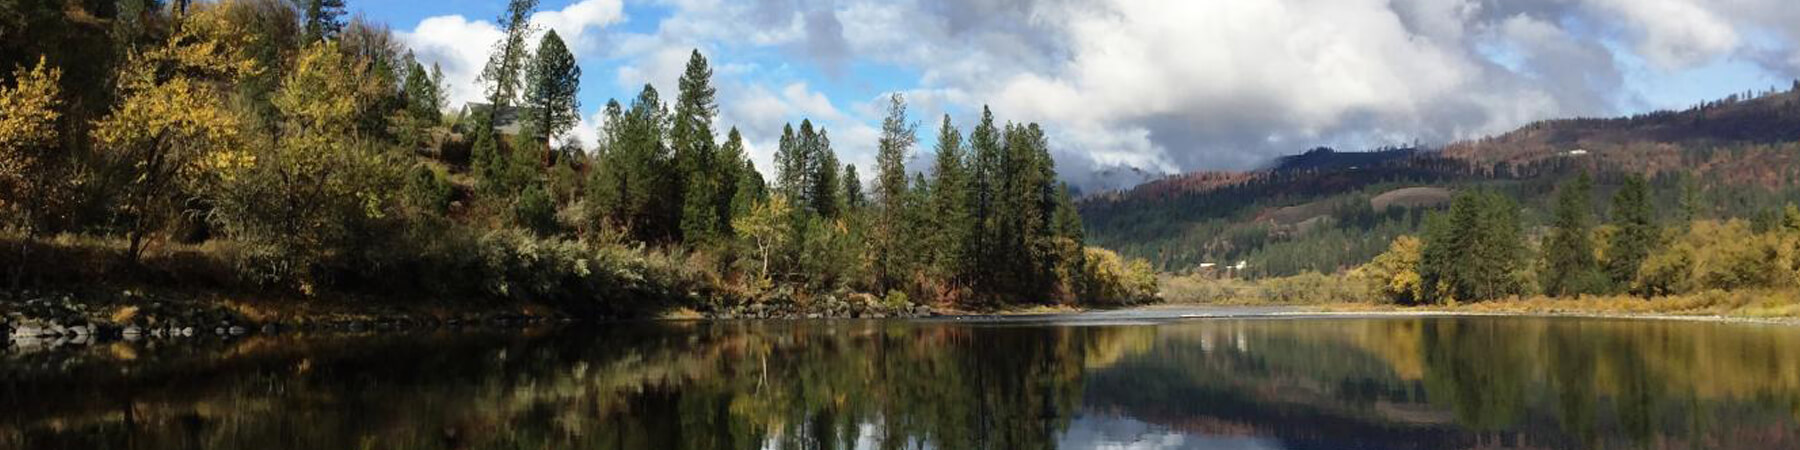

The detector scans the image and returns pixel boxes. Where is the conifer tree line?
[1357,171,1800,304]
[0,0,1155,308]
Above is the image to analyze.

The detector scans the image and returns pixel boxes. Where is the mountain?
[1272,146,1416,172]
[1081,83,1800,276]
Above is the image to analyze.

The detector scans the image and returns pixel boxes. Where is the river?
[4,311,1798,449]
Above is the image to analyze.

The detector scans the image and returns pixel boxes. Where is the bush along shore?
[0,0,1161,349]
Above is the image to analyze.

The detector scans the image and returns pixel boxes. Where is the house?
[459,102,536,136]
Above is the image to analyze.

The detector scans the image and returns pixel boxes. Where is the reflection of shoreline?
[1037,304,1800,326]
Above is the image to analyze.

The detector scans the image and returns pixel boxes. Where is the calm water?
[4,315,1800,449]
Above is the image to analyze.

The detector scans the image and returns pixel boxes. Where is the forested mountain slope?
[1083,83,1800,277]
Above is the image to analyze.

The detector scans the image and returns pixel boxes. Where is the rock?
[260,324,279,334]
[123,326,143,337]
[806,313,821,319]
[228,326,247,336]
[11,324,42,339]
[179,327,194,337]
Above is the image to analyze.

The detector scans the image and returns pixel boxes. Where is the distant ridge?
[1080,82,1800,275]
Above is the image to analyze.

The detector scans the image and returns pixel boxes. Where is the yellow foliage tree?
[732,195,794,286]
[0,56,63,232]
[209,41,400,290]
[1080,246,1157,305]
[91,4,259,261]
[1354,235,1424,304]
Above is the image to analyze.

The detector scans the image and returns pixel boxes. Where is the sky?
[360,0,1800,191]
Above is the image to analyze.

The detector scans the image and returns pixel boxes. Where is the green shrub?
[404,164,454,215]
[513,185,558,236]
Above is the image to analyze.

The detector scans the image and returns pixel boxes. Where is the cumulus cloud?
[395,15,503,110]
[397,0,1800,189]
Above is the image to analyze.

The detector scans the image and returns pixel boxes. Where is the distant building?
[459,102,536,136]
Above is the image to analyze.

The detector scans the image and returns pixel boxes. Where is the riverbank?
[1135,293,1800,326]
[0,284,954,348]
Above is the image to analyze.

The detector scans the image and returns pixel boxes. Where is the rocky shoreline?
[1,288,943,352]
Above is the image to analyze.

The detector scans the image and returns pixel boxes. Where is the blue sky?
[360,0,1800,190]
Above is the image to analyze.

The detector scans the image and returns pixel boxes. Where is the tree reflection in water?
[3,317,1799,449]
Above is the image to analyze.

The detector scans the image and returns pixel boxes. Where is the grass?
[1160,272,1800,320]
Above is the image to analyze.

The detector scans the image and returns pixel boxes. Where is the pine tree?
[841,164,865,212]
[522,30,580,157]
[597,85,674,241]
[727,132,766,231]
[478,0,539,126]
[295,0,347,43]
[811,132,841,219]
[1051,182,1087,299]
[718,126,751,231]
[1542,172,1604,296]
[797,122,839,218]
[672,50,721,243]
[1678,173,1702,229]
[1421,190,1528,303]
[967,106,1002,288]
[774,124,804,203]
[400,54,440,124]
[927,114,972,279]
[585,99,626,226]
[871,93,917,290]
[1606,175,1657,287]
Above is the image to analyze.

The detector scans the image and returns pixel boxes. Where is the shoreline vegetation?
[0,0,1159,342]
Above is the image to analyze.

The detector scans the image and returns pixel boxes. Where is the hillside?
[1082,83,1800,276]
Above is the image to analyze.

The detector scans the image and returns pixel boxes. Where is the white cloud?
[1587,0,1739,70]
[403,0,1800,188]
[531,0,626,54]
[395,15,503,109]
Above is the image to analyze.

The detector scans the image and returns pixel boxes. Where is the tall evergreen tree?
[841,164,865,212]
[1421,190,1528,303]
[726,128,766,228]
[1051,182,1087,297]
[927,114,972,279]
[871,93,917,290]
[774,123,804,203]
[597,85,674,241]
[967,106,1002,287]
[671,50,721,242]
[1542,172,1604,296]
[1606,175,1657,288]
[718,126,750,231]
[809,129,840,219]
[522,30,580,157]
[400,53,441,124]
[477,0,538,126]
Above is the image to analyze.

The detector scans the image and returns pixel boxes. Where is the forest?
[1351,173,1800,305]
[0,0,1157,316]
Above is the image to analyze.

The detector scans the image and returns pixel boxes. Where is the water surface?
[5,315,1799,449]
